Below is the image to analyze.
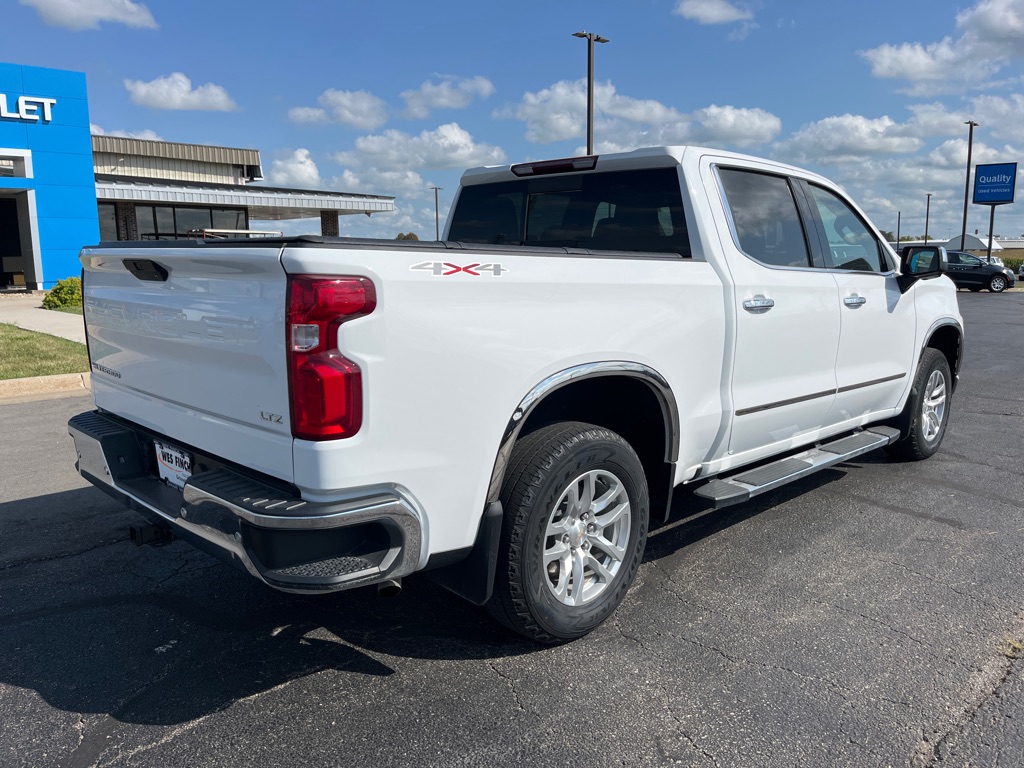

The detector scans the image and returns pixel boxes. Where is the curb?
[0,371,91,399]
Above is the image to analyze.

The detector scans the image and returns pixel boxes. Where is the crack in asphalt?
[676,634,917,711]
[488,661,526,714]
[611,615,720,767]
[955,409,1023,418]
[868,558,1013,613]
[912,615,1024,767]
[806,597,935,651]
[0,537,124,572]
[612,615,652,652]
[668,725,719,767]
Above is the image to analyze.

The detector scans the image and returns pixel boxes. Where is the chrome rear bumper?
[68,410,422,594]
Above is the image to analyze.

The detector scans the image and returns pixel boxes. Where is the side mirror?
[898,245,946,293]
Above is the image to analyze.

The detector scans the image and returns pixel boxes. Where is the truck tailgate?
[80,243,294,482]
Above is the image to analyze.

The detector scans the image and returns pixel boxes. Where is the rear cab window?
[716,168,811,268]
[447,168,692,256]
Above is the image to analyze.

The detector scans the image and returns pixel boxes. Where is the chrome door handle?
[843,295,867,308]
[742,296,775,313]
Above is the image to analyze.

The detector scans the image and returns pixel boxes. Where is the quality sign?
[973,162,1017,205]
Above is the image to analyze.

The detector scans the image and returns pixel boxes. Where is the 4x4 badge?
[410,261,507,277]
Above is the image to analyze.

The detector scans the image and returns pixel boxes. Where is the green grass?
[47,304,83,315]
[0,323,89,380]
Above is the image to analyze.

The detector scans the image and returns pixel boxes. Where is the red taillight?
[286,275,376,440]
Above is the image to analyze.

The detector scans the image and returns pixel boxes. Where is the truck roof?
[458,145,833,188]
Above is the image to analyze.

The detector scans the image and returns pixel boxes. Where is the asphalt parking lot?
[1,291,1023,768]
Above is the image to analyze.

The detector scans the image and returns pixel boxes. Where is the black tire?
[485,422,649,643]
[989,275,1007,292]
[886,348,952,460]
[968,287,981,292]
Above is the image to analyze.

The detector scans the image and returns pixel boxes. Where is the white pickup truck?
[69,146,963,643]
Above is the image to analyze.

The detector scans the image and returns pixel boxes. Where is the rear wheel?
[486,422,649,643]
[887,348,952,460]
[989,275,1007,292]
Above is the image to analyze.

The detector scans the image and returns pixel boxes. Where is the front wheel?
[486,422,649,643]
[989,275,1007,292]
[886,349,952,460]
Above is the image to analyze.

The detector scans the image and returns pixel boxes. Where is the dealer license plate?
[154,440,192,490]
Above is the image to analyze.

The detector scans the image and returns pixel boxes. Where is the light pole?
[572,30,609,155]
[431,186,442,241]
[960,120,978,250]
[924,193,933,244]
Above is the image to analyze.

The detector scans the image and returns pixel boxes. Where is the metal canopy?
[94,174,395,220]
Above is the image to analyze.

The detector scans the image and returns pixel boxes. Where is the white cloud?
[970,93,1024,142]
[334,168,431,200]
[502,79,781,150]
[289,90,388,130]
[673,0,752,24]
[957,0,1024,56]
[859,37,999,95]
[674,0,757,37]
[401,76,495,119]
[898,103,973,138]
[333,123,505,171]
[770,134,1023,242]
[688,105,781,146]
[860,0,1024,94]
[19,0,157,30]
[503,80,689,144]
[776,114,923,163]
[90,123,162,141]
[124,72,236,111]
[287,106,329,124]
[267,149,322,188]
[501,80,591,143]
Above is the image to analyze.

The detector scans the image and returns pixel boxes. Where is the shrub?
[42,276,82,310]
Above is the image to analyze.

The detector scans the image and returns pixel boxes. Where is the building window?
[134,204,248,239]
[0,150,31,178]
[98,203,118,241]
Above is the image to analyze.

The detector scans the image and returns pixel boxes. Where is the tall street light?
[924,193,933,244]
[572,30,609,155]
[960,120,979,250]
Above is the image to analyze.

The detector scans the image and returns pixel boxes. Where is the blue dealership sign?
[0,62,98,288]
[973,162,1017,205]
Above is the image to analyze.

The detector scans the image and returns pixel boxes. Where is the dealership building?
[1,62,394,290]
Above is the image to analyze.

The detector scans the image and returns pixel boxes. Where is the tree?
[395,232,419,241]
[878,230,895,241]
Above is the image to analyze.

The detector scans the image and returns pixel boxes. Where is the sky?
[5,0,1024,243]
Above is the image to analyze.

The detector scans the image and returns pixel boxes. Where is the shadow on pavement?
[0,463,855,728]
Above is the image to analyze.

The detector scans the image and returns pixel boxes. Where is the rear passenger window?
[806,185,886,272]
[718,168,811,268]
